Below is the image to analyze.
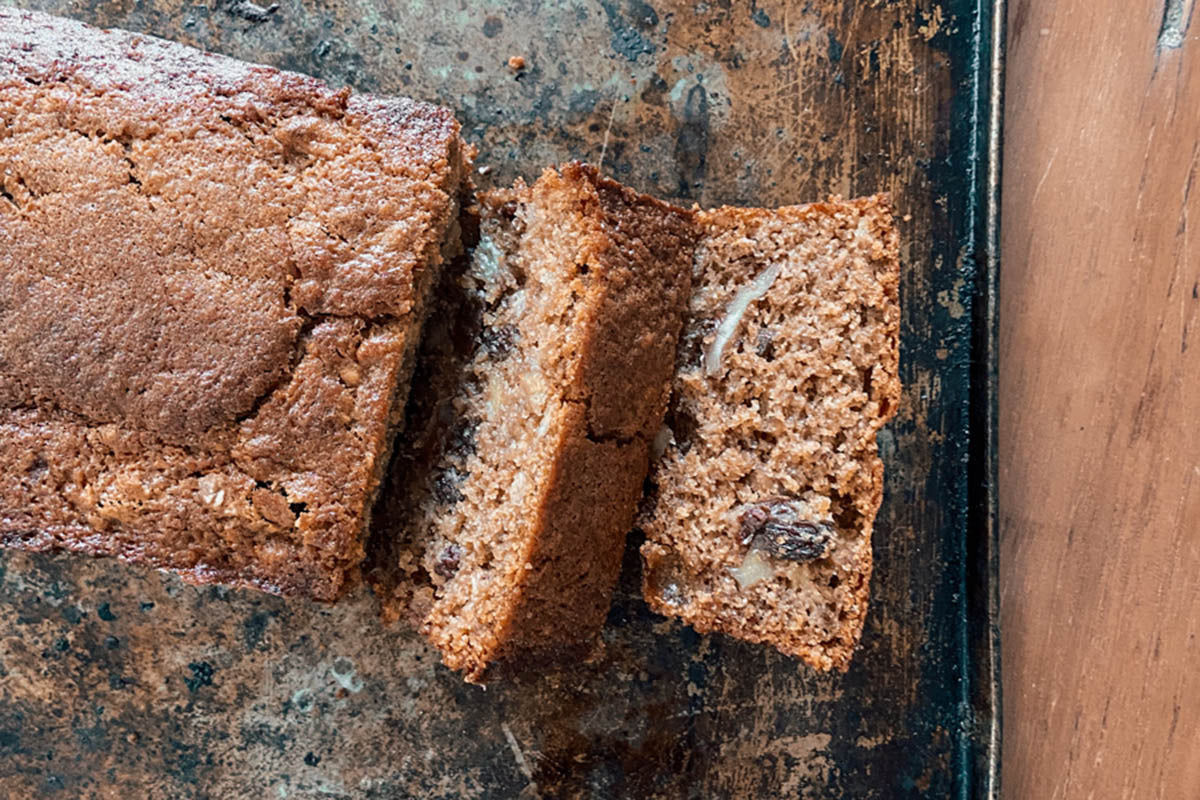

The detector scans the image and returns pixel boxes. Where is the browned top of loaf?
[0,9,468,599]
[641,195,899,671]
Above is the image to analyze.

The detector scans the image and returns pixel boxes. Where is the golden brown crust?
[0,9,470,599]
[375,164,695,680]
[640,194,900,671]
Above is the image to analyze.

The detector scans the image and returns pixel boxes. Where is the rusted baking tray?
[0,1,1002,796]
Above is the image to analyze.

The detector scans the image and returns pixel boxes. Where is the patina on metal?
[0,1,1001,796]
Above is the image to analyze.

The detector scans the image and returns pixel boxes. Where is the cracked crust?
[369,164,695,681]
[0,9,470,600]
[639,196,900,671]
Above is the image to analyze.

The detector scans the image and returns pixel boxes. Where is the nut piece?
[738,498,834,562]
[729,549,774,590]
[705,262,782,377]
[197,474,224,508]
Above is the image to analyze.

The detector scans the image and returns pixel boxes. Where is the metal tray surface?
[0,1,1002,796]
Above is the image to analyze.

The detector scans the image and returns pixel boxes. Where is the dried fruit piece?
[447,418,479,458]
[434,543,464,579]
[677,317,716,370]
[479,324,518,361]
[665,406,698,456]
[754,328,776,360]
[738,498,833,562]
[432,469,466,505]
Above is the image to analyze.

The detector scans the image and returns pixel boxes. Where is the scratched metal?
[0,1,1001,797]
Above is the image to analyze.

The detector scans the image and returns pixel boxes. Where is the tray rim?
[964,0,1004,796]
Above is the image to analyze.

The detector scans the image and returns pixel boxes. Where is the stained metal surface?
[0,1,1002,796]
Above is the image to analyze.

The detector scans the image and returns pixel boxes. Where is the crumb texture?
[372,164,694,680]
[0,9,468,599]
[640,196,900,671]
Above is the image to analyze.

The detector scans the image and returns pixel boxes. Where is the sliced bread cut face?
[639,195,900,671]
[374,164,695,681]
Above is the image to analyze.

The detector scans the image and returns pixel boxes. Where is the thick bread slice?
[371,164,695,681]
[640,195,900,670]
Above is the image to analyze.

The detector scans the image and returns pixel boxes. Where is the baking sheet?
[0,0,1002,796]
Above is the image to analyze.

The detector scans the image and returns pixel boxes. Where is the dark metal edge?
[965,0,1005,796]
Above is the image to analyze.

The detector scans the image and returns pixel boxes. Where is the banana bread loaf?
[0,9,471,600]
[639,196,900,670]
[370,164,695,681]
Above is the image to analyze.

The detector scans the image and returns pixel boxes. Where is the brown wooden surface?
[1001,0,1200,795]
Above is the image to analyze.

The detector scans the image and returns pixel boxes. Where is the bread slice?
[639,196,900,670]
[0,9,470,600]
[370,164,695,681]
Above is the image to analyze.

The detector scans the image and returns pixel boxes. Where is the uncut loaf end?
[0,9,472,600]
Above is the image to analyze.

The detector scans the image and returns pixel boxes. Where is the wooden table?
[1000,0,1200,795]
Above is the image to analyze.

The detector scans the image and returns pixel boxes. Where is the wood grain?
[1001,0,1200,796]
